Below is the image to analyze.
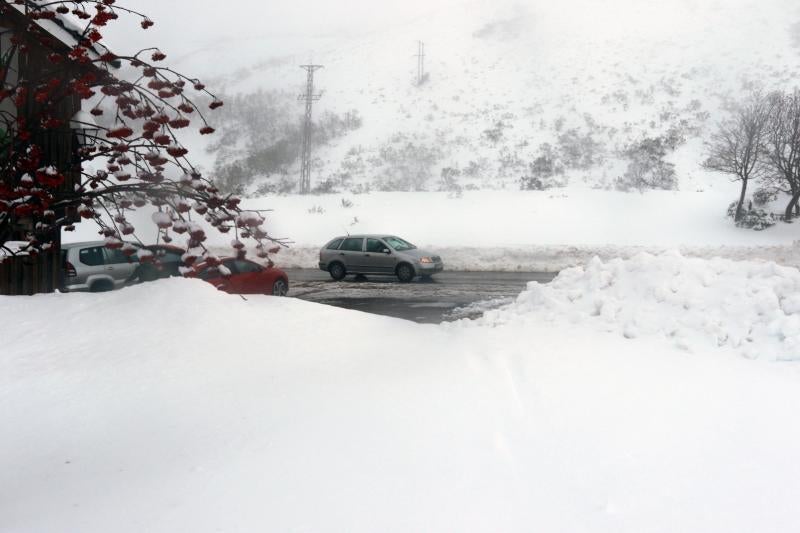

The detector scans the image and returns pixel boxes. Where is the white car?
[61,241,139,292]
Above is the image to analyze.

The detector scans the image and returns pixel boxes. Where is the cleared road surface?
[287,269,558,323]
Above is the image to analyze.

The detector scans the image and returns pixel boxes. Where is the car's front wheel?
[271,278,288,296]
[396,263,415,283]
[329,262,346,281]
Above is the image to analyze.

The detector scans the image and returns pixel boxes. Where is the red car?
[190,257,289,296]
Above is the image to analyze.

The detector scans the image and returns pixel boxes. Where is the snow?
[0,241,31,257]
[154,0,800,193]
[64,189,800,271]
[3,263,800,532]
[460,252,800,361]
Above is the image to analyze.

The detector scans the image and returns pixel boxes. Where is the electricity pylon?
[298,64,323,194]
[415,41,426,85]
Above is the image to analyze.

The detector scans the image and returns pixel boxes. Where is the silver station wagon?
[319,235,444,282]
[61,241,139,292]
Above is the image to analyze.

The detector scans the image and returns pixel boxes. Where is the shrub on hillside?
[372,141,441,191]
[615,137,678,192]
[557,128,604,170]
[497,148,526,177]
[463,158,490,178]
[209,90,362,193]
[752,187,779,207]
[520,144,566,190]
[312,178,339,194]
[727,202,777,230]
[439,167,463,195]
[482,121,510,144]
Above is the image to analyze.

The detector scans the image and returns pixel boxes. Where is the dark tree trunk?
[786,193,800,222]
[735,178,749,222]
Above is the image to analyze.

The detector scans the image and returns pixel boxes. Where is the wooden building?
[1,4,109,295]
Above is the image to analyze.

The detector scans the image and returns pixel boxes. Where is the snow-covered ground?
[3,254,800,532]
[64,189,800,271]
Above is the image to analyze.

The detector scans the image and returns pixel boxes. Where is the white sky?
[97,0,799,85]
[106,0,456,50]
[105,0,798,53]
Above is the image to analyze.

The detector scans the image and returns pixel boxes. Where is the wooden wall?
[0,237,61,296]
[1,12,85,295]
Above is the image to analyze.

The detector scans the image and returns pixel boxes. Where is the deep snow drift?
[3,255,800,532]
[466,252,800,360]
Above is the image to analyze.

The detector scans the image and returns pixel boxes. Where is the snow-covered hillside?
[175,0,800,193]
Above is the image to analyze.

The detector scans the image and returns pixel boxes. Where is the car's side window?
[340,238,364,252]
[200,259,236,280]
[366,239,386,253]
[222,259,238,274]
[198,267,219,280]
[234,260,261,273]
[79,247,104,266]
[326,239,343,250]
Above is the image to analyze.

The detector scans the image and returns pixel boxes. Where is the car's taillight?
[65,261,77,278]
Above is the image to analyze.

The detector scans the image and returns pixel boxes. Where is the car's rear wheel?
[329,262,346,281]
[396,263,415,283]
[90,280,114,292]
[271,278,288,296]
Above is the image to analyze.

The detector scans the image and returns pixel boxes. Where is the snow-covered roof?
[0,241,31,256]
[8,2,118,67]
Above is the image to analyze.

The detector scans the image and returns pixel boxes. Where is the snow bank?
[471,252,800,360]
[249,242,800,272]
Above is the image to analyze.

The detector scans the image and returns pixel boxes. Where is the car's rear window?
[326,239,343,250]
[340,238,364,252]
[79,247,104,266]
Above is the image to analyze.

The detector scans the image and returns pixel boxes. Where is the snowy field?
[65,189,800,271]
[3,253,800,532]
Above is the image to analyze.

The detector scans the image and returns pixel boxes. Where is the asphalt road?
[287,269,558,323]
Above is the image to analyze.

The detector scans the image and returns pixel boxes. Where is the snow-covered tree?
[0,1,282,293]
[763,90,800,221]
[704,92,771,222]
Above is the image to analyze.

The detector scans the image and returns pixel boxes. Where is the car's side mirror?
[382,248,391,254]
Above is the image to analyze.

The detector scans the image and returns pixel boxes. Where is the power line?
[298,64,323,194]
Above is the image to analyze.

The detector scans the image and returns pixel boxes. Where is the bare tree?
[704,92,771,222]
[763,90,800,221]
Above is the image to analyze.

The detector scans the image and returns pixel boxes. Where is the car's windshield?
[383,236,416,251]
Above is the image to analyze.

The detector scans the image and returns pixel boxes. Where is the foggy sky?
[105,0,458,52]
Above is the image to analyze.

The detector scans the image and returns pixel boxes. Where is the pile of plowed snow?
[472,252,800,360]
